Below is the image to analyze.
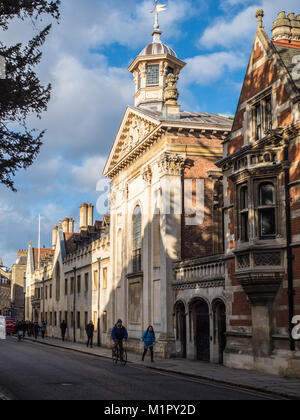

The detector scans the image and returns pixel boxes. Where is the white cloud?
[181,52,246,85]
[199,0,300,49]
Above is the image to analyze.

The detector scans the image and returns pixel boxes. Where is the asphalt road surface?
[0,337,280,401]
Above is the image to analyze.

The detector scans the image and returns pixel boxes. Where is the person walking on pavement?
[40,321,46,339]
[22,321,28,339]
[60,320,67,342]
[34,322,39,340]
[141,325,156,363]
[85,321,94,348]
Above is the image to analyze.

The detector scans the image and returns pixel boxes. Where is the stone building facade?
[24,206,110,344]
[215,10,300,377]
[102,15,232,357]
[0,259,11,316]
[11,250,27,320]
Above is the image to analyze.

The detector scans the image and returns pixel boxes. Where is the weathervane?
[150,0,167,31]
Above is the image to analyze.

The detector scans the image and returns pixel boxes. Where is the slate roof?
[133,107,233,128]
[274,42,300,90]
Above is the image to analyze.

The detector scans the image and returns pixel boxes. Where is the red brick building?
[216,10,300,376]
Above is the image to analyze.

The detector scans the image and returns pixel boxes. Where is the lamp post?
[97,257,101,347]
[73,266,76,343]
[42,276,45,323]
[23,275,26,321]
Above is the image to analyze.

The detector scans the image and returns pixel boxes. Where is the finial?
[256,9,264,28]
[151,0,167,42]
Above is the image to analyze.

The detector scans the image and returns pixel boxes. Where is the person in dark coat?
[141,326,156,363]
[111,319,128,361]
[85,321,94,348]
[34,322,39,340]
[60,321,67,341]
[40,322,46,339]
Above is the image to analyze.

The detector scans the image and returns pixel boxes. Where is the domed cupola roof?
[139,41,177,58]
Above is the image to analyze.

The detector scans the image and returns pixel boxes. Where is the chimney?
[52,226,58,250]
[88,204,94,227]
[62,218,69,233]
[290,13,300,42]
[80,203,88,231]
[272,11,300,43]
[69,218,74,233]
[272,11,291,42]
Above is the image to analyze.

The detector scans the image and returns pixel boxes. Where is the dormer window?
[146,64,159,86]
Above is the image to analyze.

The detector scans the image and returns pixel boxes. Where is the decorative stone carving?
[164,73,179,105]
[237,254,250,269]
[158,153,185,176]
[141,165,152,185]
[254,252,281,267]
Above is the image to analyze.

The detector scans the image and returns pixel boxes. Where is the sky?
[0,0,299,268]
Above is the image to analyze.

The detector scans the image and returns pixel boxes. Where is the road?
[0,337,281,400]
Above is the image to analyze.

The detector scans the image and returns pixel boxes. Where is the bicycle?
[112,341,127,366]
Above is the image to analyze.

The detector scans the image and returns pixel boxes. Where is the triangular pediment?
[103,106,160,177]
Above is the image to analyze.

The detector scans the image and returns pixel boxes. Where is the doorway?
[193,299,210,362]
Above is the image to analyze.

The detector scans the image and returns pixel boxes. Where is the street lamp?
[23,275,26,321]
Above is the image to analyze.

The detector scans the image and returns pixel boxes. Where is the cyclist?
[111,319,128,361]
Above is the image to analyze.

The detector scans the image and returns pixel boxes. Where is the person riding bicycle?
[111,319,128,361]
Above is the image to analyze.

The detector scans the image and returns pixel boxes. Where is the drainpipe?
[73,266,76,343]
[284,145,295,351]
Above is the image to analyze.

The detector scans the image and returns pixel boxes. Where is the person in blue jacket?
[111,319,128,361]
[142,325,156,363]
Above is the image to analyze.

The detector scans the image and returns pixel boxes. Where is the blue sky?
[1,0,299,267]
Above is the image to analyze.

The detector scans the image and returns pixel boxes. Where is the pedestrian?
[40,321,46,339]
[29,322,34,337]
[60,320,67,342]
[34,322,39,340]
[22,321,28,339]
[141,325,156,363]
[16,321,24,342]
[85,321,94,348]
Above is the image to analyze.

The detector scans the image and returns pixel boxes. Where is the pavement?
[22,334,300,400]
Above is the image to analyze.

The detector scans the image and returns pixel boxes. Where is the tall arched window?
[258,183,276,238]
[133,205,142,272]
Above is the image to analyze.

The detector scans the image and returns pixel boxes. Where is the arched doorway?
[174,301,186,358]
[192,299,210,362]
[214,300,226,364]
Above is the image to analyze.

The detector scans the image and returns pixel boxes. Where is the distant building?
[11,250,27,320]
[0,259,11,316]
[25,207,110,343]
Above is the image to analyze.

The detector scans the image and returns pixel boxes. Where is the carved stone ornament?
[164,73,179,105]
[141,165,152,185]
[158,153,185,176]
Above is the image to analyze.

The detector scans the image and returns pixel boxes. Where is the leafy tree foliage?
[0,0,60,191]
